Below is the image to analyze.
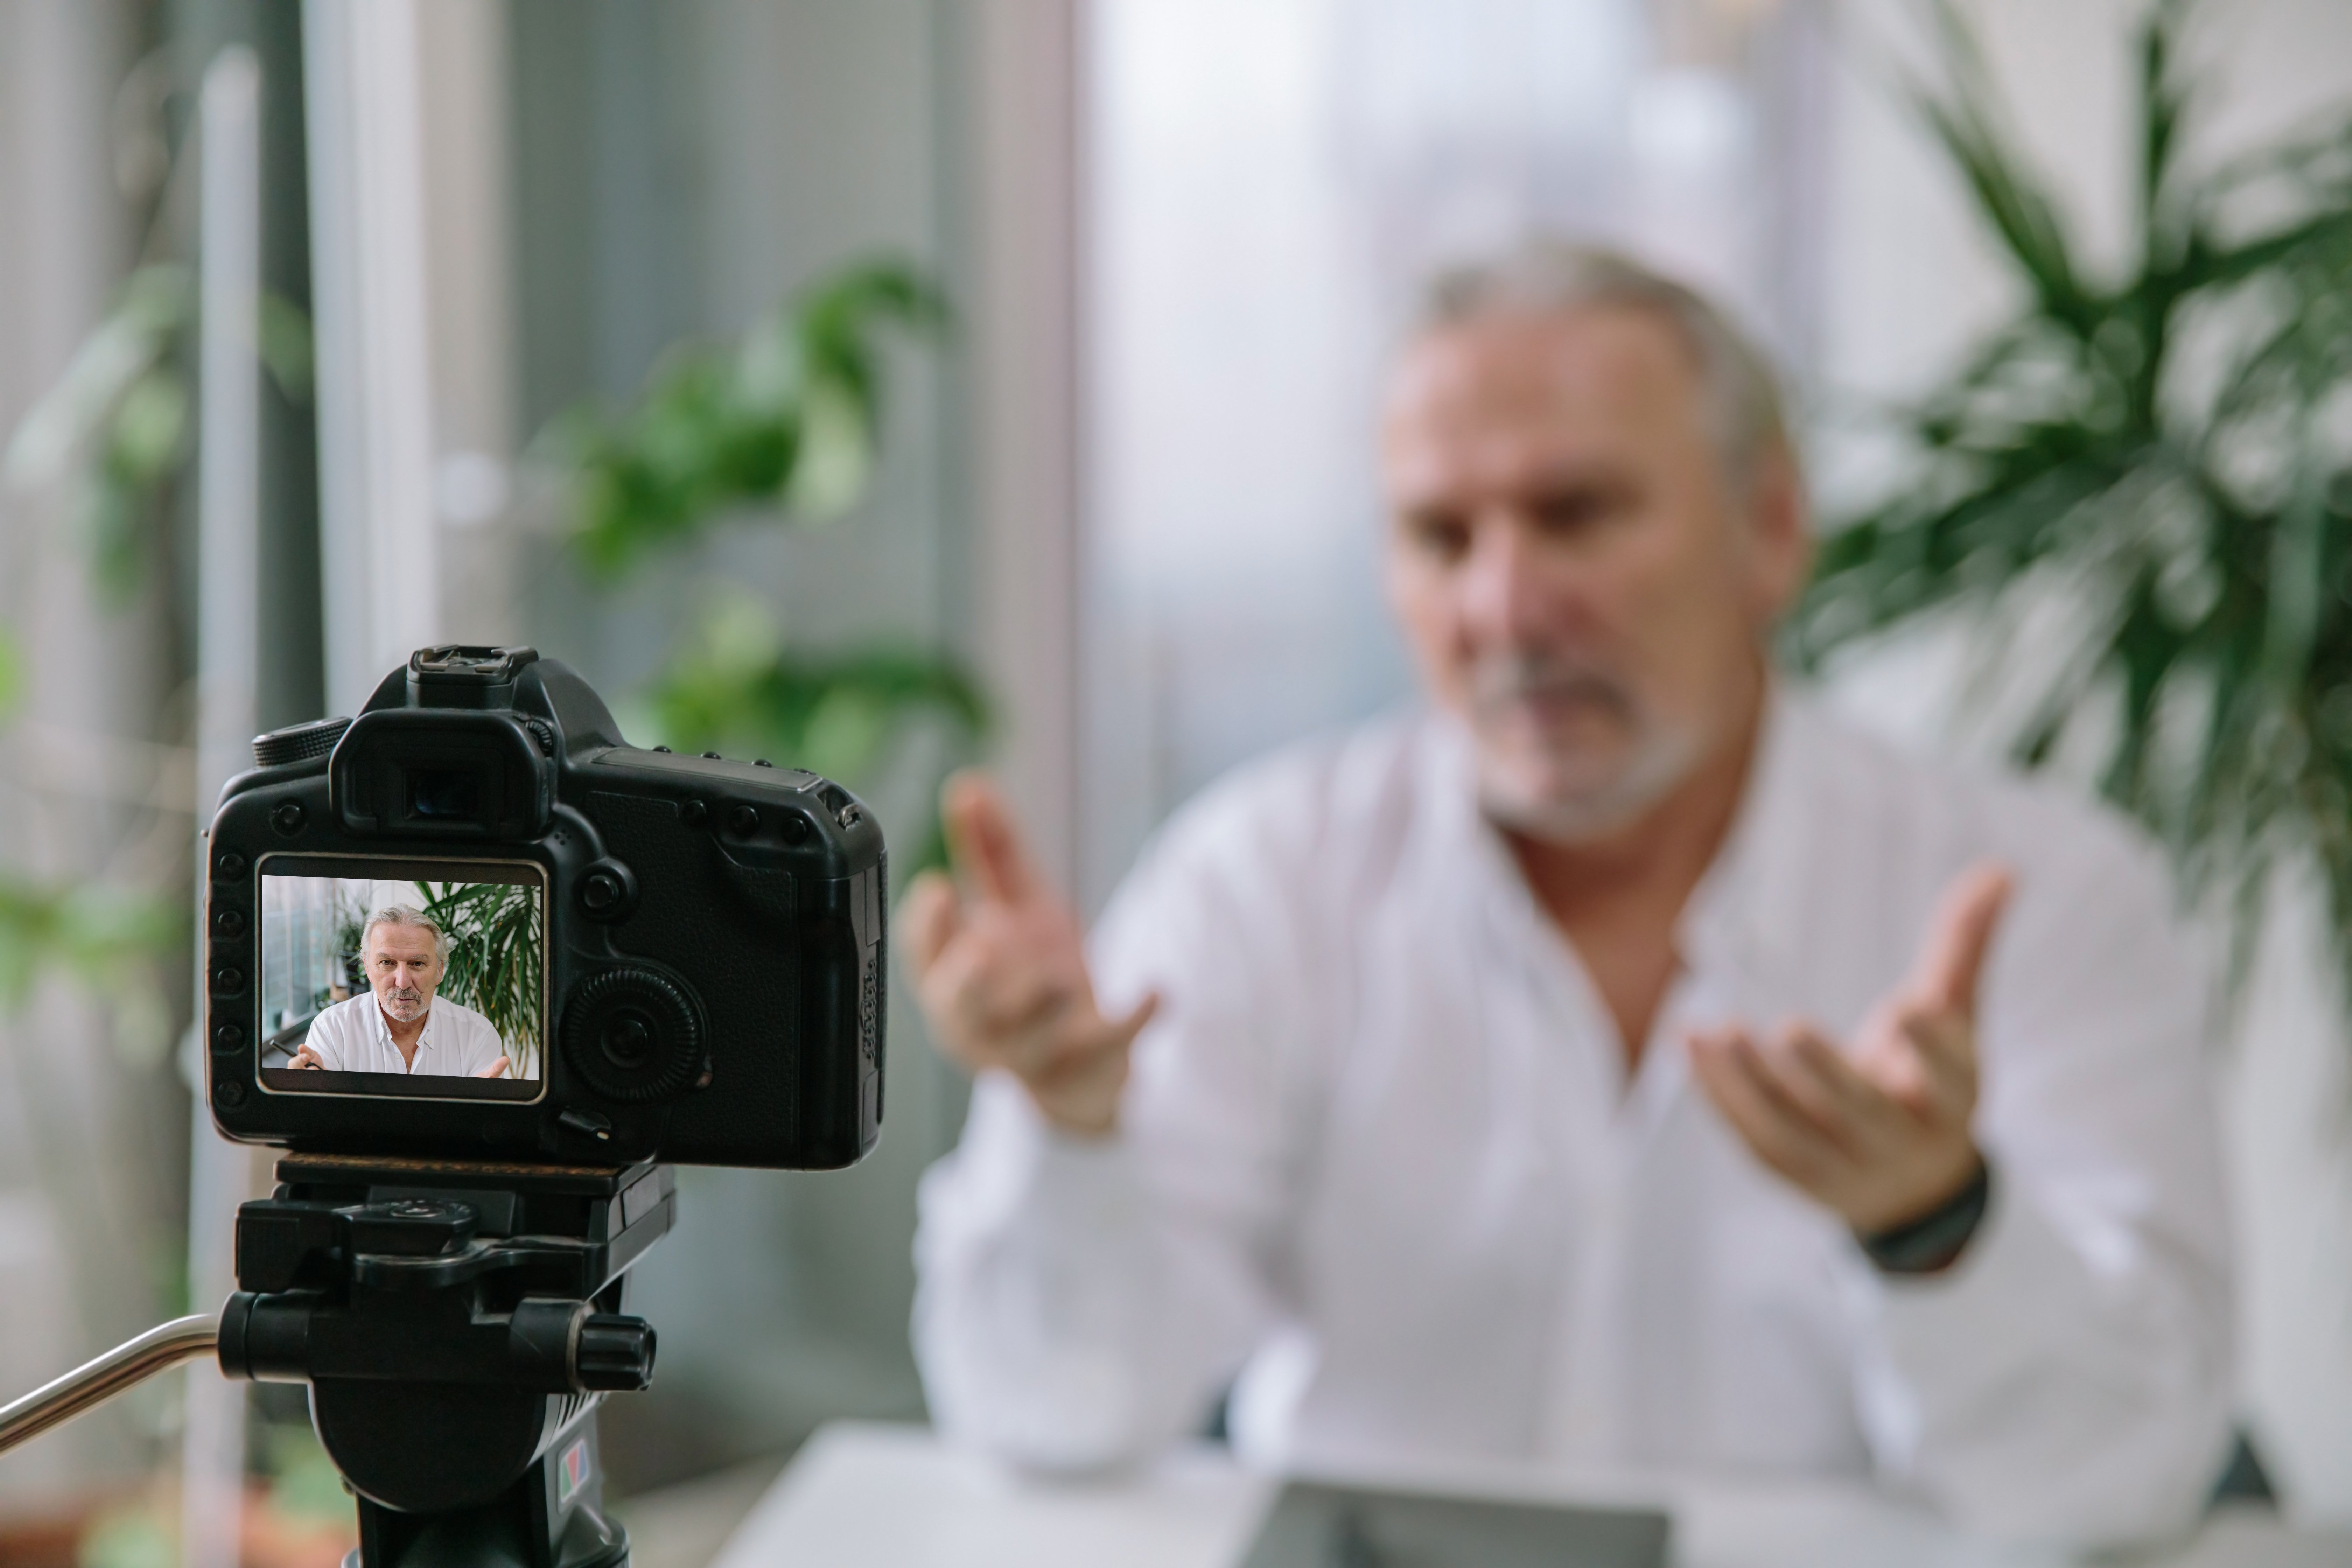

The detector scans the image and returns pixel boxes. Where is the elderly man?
[903,246,2232,1541]
[293,905,511,1078]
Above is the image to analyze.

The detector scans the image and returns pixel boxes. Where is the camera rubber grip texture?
[561,968,702,1103]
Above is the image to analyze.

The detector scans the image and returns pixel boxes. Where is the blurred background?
[1,0,2351,1564]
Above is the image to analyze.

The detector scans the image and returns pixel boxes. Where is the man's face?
[1381,306,1807,841]
[365,923,444,1023]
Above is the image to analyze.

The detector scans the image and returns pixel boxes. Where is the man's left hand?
[1688,863,2012,1236]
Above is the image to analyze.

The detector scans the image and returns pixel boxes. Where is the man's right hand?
[289,1045,323,1070]
[902,773,1158,1138]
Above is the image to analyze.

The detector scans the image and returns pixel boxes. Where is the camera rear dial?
[561,968,705,1102]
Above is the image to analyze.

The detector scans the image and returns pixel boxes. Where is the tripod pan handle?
[0,1313,220,1457]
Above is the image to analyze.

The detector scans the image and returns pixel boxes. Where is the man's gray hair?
[361,904,449,964]
[1416,240,1791,485]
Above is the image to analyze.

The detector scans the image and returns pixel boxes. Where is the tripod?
[0,1154,673,1568]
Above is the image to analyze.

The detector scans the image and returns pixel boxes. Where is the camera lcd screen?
[257,857,546,1101]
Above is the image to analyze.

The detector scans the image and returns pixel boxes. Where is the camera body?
[203,646,885,1169]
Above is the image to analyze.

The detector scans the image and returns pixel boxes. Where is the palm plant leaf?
[414,880,544,1076]
[1796,0,2352,1024]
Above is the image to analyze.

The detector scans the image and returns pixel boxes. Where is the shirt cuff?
[944,1070,1149,1241]
[1858,1166,2095,1393]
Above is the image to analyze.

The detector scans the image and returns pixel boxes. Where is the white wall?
[1817,0,2352,1520]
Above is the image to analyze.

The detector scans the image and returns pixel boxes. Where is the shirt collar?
[371,995,437,1063]
[1673,680,1816,993]
[1423,679,1819,993]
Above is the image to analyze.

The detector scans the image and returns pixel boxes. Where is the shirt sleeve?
[449,1007,507,1075]
[302,1003,354,1070]
[912,786,1323,1472]
[1846,822,2235,1542]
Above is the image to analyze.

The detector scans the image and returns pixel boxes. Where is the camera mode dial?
[561,968,702,1103]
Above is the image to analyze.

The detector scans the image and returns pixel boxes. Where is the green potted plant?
[552,259,987,869]
[1795,0,2352,1003]
[414,880,544,1079]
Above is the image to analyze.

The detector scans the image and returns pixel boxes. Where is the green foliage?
[259,1419,360,1526]
[1793,0,2352,1003]
[556,257,986,868]
[560,258,948,577]
[75,1504,172,1568]
[415,880,544,1076]
[644,598,987,870]
[0,878,179,1016]
[0,264,312,602]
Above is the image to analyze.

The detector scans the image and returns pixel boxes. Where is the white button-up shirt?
[301,991,509,1076]
[912,692,2234,1541]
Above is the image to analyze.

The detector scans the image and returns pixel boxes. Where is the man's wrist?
[1856,1156,1991,1276]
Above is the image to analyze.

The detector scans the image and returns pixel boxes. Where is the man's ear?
[1743,445,1812,621]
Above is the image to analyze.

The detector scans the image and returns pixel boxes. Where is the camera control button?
[680,799,708,826]
[213,1024,245,1053]
[215,854,247,880]
[727,805,760,837]
[269,802,306,835]
[576,860,638,922]
[559,1108,613,1141]
[210,967,245,996]
[212,909,247,939]
[701,751,722,761]
[215,1079,246,1108]
[251,715,351,768]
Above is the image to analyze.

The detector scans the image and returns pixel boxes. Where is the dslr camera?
[202,644,887,1167]
[0,646,893,1568]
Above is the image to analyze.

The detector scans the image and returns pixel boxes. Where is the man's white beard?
[1468,653,1710,844]
[381,987,430,1023]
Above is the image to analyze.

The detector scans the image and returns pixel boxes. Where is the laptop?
[1238,1480,1670,1568]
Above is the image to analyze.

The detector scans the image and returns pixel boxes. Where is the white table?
[710,1422,2350,1568]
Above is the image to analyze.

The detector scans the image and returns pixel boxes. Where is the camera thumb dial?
[561,969,704,1102]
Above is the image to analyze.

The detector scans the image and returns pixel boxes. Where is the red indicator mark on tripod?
[558,1437,592,1507]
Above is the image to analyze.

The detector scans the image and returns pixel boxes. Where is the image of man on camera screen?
[292,905,513,1079]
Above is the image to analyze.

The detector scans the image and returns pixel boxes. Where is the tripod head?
[220,1155,672,1568]
[0,1155,673,1567]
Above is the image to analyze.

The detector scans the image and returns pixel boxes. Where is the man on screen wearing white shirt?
[903,245,2234,1543]
[292,905,512,1078]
